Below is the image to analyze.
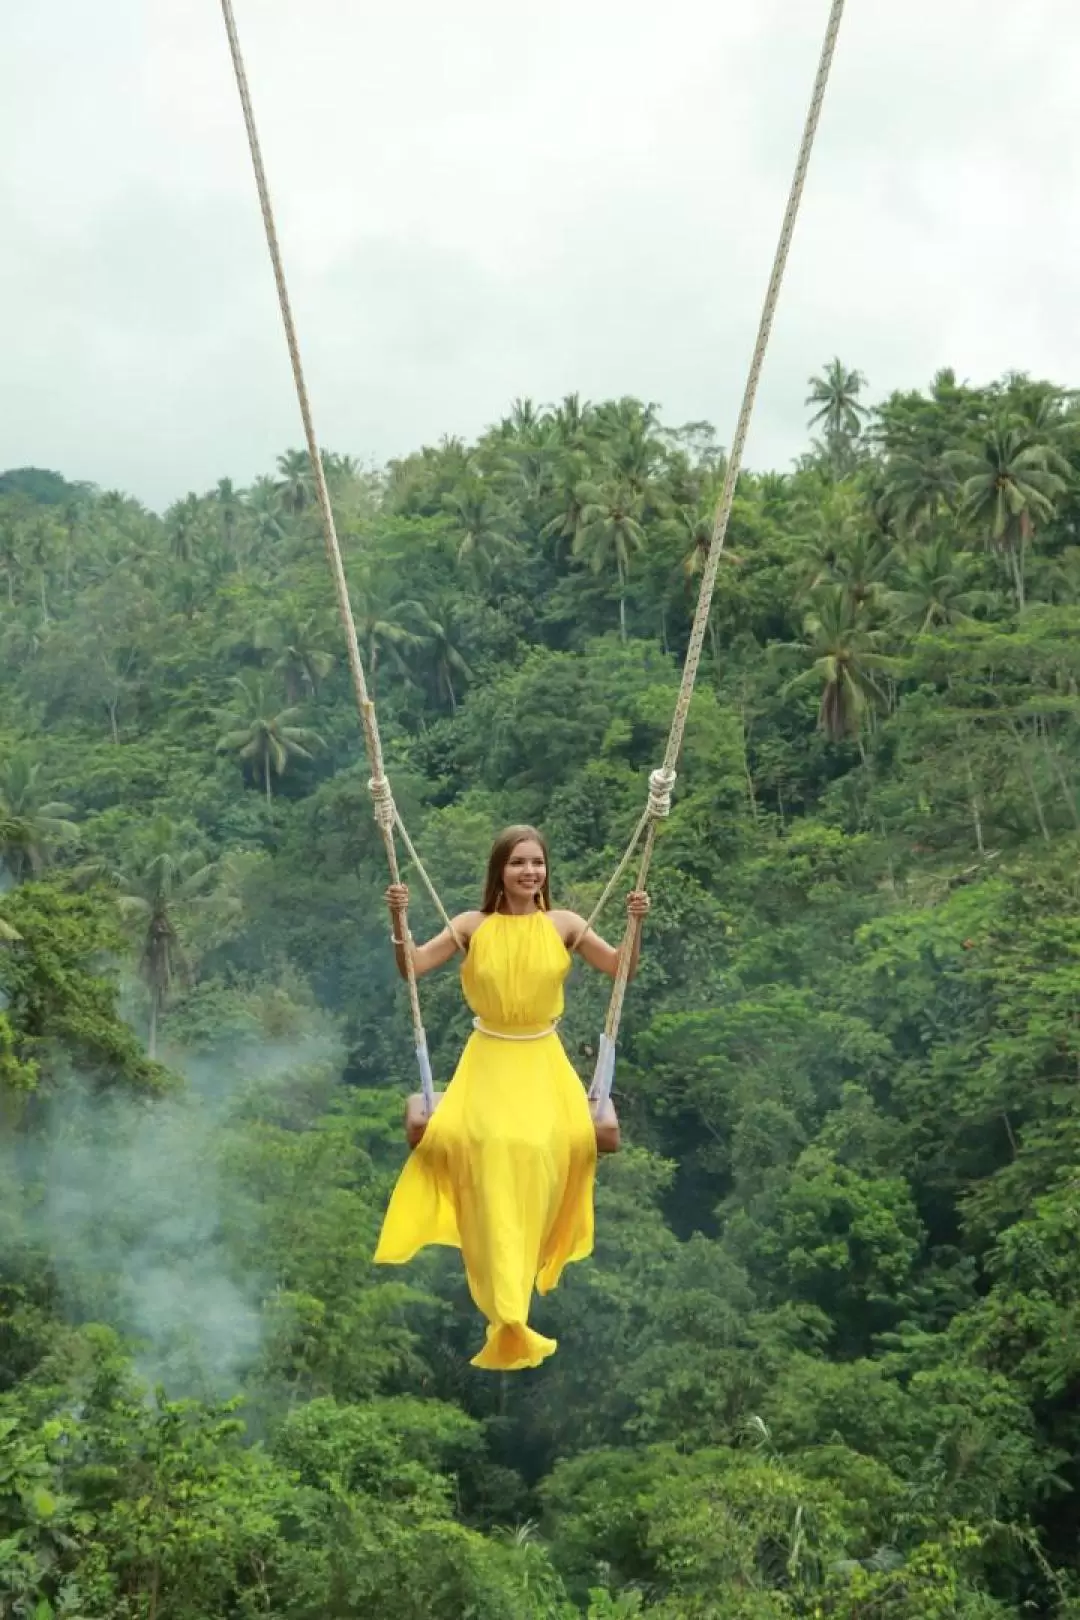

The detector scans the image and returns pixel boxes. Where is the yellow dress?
[374,910,597,1370]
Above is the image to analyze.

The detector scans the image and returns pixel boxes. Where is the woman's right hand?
[386,883,409,913]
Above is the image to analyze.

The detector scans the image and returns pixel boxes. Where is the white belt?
[472,1018,557,1042]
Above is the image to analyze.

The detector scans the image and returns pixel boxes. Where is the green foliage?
[2,366,1080,1614]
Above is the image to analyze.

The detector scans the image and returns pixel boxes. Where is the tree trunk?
[962,743,985,856]
[264,752,273,807]
[1005,538,1025,608]
[1042,735,1080,830]
[107,698,119,745]
[617,558,627,643]
[148,994,159,1061]
[1007,720,1050,843]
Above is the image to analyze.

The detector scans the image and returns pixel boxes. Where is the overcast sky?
[3,1,1077,510]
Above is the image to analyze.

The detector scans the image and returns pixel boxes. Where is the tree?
[0,751,78,881]
[573,483,647,641]
[104,818,219,1058]
[277,447,317,515]
[348,568,424,698]
[246,475,288,545]
[789,585,893,742]
[411,595,472,712]
[215,670,323,804]
[949,422,1068,606]
[806,359,869,472]
[441,476,518,576]
[255,610,336,703]
[886,537,987,634]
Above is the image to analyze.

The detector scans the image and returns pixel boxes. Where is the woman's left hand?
[626,890,651,919]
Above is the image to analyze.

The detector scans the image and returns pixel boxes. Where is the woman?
[374,825,649,1371]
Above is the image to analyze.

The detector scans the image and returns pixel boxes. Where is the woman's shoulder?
[547,907,587,946]
[450,909,486,946]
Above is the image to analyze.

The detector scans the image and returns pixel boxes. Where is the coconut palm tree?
[215,671,323,805]
[881,446,958,537]
[886,538,988,634]
[349,571,424,698]
[255,611,336,704]
[788,585,893,743]
[806,359,869,473]
[948,422,1068,606]
[106,818,218,1058]
[573,482,647,641]
[410,596,472,713]
[166,494,209,565]
[276,449,316,516]
[246,477,288,546]
[0,752,78,881]
[441,477,518,574]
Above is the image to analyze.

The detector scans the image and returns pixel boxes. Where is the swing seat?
[404,1092,620,1154]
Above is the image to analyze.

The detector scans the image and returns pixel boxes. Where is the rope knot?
[368,775,396,830]
[647,767,677,820]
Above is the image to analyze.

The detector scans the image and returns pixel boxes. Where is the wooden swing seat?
[404,1092,620,1155]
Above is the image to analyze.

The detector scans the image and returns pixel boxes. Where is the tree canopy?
[2,364,1080,1617]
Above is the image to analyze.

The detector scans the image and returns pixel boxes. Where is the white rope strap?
[590,0,847,1106]
[219,0,459,1107]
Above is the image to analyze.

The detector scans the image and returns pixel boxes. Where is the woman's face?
[502,838,547,905]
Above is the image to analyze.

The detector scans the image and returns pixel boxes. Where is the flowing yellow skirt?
[374,1028,596,1369]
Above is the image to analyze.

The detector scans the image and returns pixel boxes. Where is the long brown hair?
[480,825,552,914]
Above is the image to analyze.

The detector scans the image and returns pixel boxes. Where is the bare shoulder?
[548,908,588,948]
[451,910,486,947]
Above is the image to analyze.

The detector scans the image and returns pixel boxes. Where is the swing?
[218,0,846,1152]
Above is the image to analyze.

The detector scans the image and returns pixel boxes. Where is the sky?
[3,0,1078,510]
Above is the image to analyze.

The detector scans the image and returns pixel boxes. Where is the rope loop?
[368,775,396,831]
[647,767,677,820]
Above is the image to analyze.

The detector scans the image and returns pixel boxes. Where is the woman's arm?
[561,891,650,981]
[386,884,475,980]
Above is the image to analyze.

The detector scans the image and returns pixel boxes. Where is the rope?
[220,0,845,1118]
[219,0,459,1109]
[590,0,847,1104]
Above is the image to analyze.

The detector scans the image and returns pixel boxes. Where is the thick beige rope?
[219,0,846,1112]
[219,0,461,1108]
[590,0,847,1101]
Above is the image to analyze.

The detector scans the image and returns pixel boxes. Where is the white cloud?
[3,0,1078,506]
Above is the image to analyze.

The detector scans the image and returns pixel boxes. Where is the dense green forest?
[1,363,1079,1618]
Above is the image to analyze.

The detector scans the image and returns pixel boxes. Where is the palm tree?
[0,752,78,881]
[411,597,471,713]
[215,477,244,558]
[573,482,647,641]
[0,516,21,605]
[548,392,592,449]
[215,671,323,805]
[107,818,217,1058]
[349,571,424,697]
[788,586,893,743]
[817,531,895,613]
[540,451,591,560]
[881,446,958,537]
[592,399,665,500]
[948,422,1068,606]
[886,538,987,633]
[255,611,336,704]
[441,477,518,574]
[246,476,287,546]
[276,449,316,515]
[165,493,208,565]
[806,359,869,472]
[25,515,61,626]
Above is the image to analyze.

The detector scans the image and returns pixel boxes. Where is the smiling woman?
[374,826,649,1371]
